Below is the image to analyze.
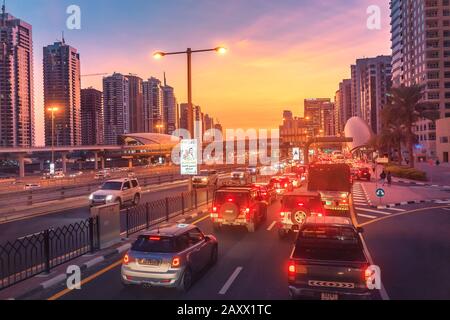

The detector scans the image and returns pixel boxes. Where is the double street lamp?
[153,46,227,137]
[153,46,227,192]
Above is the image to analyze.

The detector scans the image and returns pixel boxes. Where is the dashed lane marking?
[385,208,406,212]
[356,207,393,215]
[218,267,243,295]
[357,213,377,219]
[267,221,277,231]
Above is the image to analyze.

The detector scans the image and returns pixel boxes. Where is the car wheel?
[247,221,255,233]
[210,245,218,266]
[133,194,140,206]
[177,267,193,292]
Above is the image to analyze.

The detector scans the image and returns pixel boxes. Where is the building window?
[440,136,449,143]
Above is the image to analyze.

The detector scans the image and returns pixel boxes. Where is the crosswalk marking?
[356,207,393,215]
[357,213,377,219]
[386,207,406,212]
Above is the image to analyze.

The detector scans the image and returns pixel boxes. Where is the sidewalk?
[0,204,210,300]
[415,162,450,186]
[361,180,450,208]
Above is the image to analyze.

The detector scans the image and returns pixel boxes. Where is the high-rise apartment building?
[334,79,353,134]
[304,98,331,137]
[0,8,34,147]
[103,73,129,145]
[391,0,450,159]
[351,56,392,134]
[162,74,178,135]
[143,77,164,133]
[43,40,81,146]
[81,88,104,145]
[126,75,144,133]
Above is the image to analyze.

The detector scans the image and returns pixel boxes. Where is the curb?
[394,179,450,189]
[371,198,450,209]
[9,207,210,300]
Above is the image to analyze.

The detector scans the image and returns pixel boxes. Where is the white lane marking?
[219,267,243,295]
[386,208,406,212]
[267,221,277,231]
[356,207,392,215]
[359,234,390,301]
[358,213,377,219]
[442,208,450,211]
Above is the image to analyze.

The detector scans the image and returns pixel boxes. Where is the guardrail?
[0,164,239,210]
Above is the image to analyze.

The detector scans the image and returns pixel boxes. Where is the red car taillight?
[288,261,296,275]
[123,253,134,265]
[172,257,181,268]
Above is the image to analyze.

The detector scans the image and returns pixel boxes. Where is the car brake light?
[288,261,296,274]
[149,236,161,241]
[123,253,133,265]
[284,183,288,188]
[212,206,218,212]
[298,202,304,207]
[227,198,234,202]
[172,257,181,268]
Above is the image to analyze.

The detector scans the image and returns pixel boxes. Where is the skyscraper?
[103,73,129,144]
[162,74,178,135]
[351,56,392,134]
[304,98,331,137]
[179,103,191,133]
[126,75,144,133]
[81,88,104,145]
[334,79,352,134]
[390,0,450,159]
[0,7,34,147]
[43,39,81,147]
[143,77,164,133]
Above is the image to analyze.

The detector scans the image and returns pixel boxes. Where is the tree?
[385,86,439,168]
[380,104,406,165]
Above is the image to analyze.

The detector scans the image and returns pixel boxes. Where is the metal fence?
[124,187,214,237]
[0,216,99,290]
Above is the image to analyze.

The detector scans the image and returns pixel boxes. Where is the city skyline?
[6,0,391,145]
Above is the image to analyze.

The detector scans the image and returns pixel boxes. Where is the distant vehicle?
[192,170,219,188]
[89,178,141,208]
[121,223,218,292]
[288,216,372,300]
[352,167,371,181]
[247,166,260,175]
[210,185,267,232]
[69,171,83,178]
[230,168,251,184]
[24,183,41,190]
[252,183,277,204]
[269,176,293,196]
[282,173,302,188]
[307,164,351,213]
[94,170,111,180]
[278,191,324,239]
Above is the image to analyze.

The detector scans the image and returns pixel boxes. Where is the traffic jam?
[120,152,380,300]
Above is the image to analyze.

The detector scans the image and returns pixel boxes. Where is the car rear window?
[131,235,176,253]
[282,195,322,210]
[215,191,249,206]
[294,226,364,261]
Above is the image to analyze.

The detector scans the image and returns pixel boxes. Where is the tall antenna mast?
[61,31,65,44]
[1,0,6,24]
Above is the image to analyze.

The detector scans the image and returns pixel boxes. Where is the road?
[20,184,450,300]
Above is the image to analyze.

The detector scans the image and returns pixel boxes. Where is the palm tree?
[380,104,406,165]
[386,86,439,168]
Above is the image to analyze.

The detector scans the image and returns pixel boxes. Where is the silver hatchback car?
[121,223,218,291]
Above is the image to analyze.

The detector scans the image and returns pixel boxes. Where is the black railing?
[124,187,214,237]
[0,216,99,290]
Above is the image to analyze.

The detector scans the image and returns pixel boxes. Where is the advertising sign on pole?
[180,139,198,175]
[292,148,300,161]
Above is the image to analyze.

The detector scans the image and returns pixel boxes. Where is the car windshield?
[101,182,122,190]
[131,235,176,253]
[215,191,249,206]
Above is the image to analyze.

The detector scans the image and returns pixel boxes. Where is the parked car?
[121,223,218,292]
[278,191,324,239]
[89,178,141,208]
[210,185,268,232]
[24,183,41,190]
[288,216,373,300]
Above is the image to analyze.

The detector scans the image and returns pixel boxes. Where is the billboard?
[292,148,300,161]
[180,139,198,175]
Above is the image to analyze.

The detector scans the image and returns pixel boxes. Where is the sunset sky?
[9,0,391,146]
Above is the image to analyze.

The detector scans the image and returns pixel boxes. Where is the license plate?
[321,293,339,300]
[139,259,161,266]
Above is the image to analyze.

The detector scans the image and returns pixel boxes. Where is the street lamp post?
[154,46,227,192]
[47,107,59,172]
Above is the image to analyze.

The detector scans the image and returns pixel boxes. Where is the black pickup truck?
[288,216,374,300]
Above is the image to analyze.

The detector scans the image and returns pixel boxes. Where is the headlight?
[202,178,208,182]
[89,194,94,200]
[106,195,114,201]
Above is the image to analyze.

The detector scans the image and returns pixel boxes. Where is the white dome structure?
[344,117,373,150]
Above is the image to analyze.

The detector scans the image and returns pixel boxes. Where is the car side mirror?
[204,235,211,242]
[357,227,364,234]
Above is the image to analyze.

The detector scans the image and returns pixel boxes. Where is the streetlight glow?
[215,47,227,55]
[153,51,165,59]
[47,107,59,112]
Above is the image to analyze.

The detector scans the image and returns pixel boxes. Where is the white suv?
[89,178,141,208]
